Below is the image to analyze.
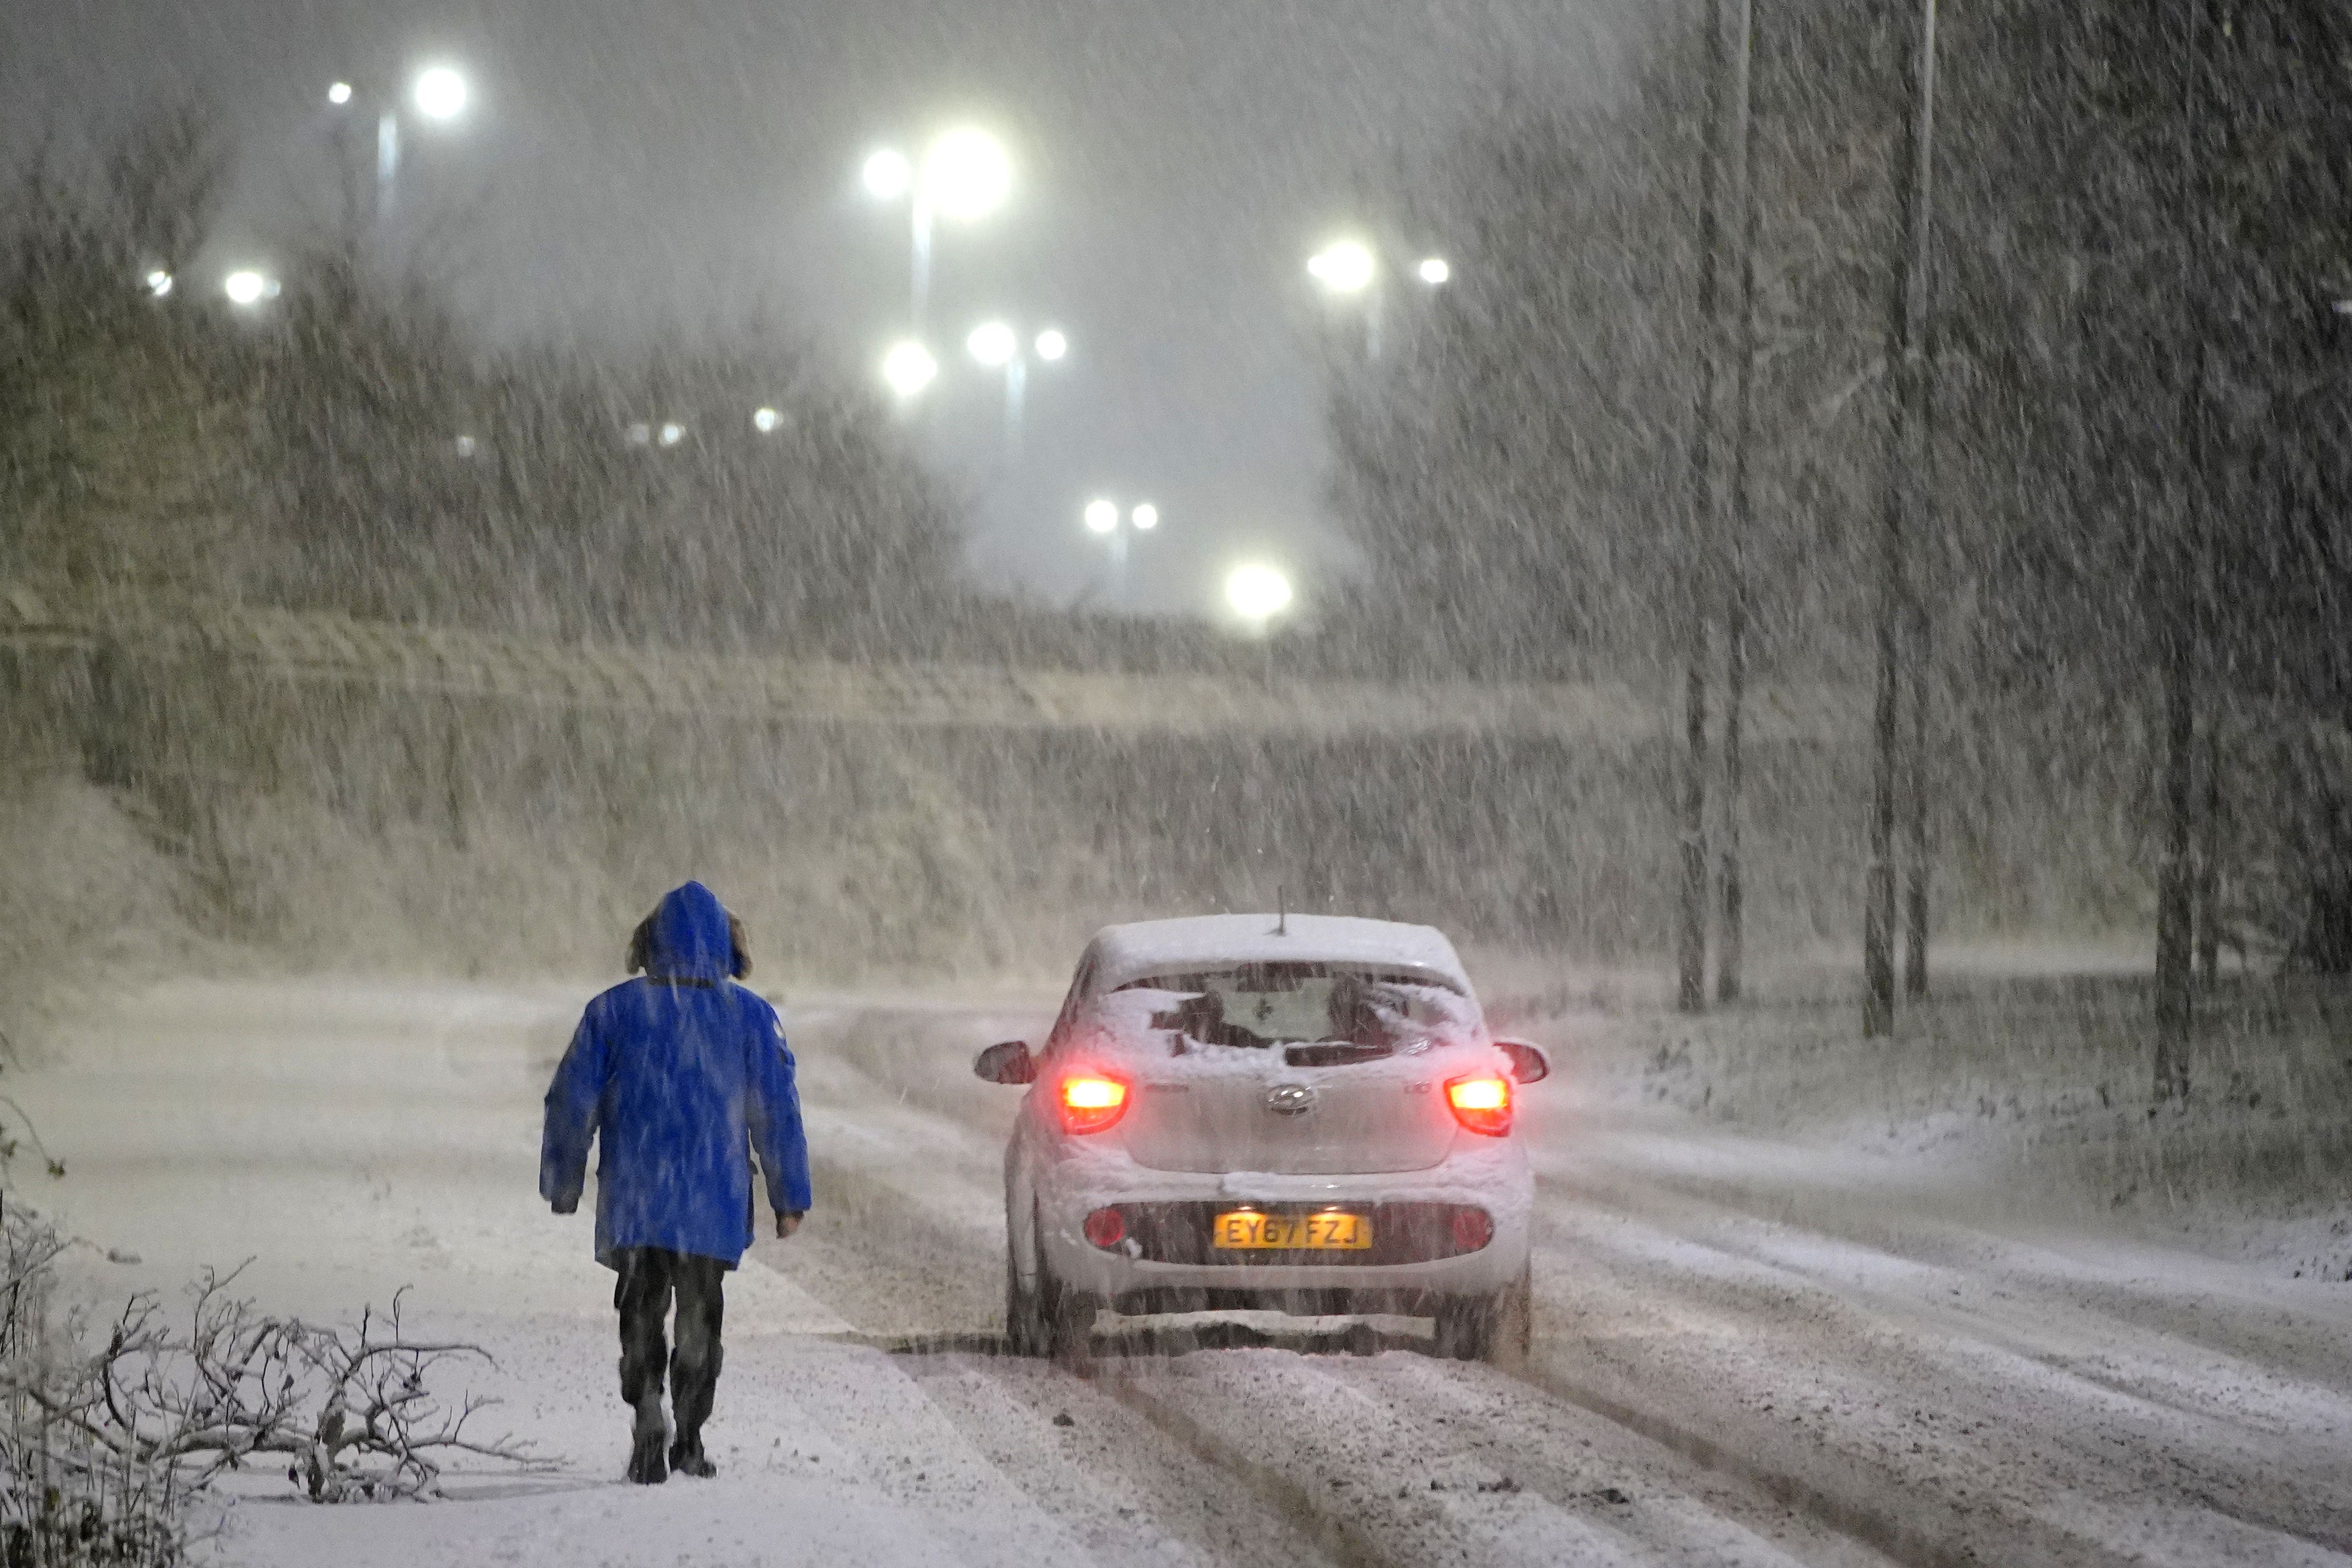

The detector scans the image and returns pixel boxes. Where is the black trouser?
[613,1248,727,1439]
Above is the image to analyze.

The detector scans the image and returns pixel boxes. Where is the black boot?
[669,1431,716,1479]
[627,1398,669,1484]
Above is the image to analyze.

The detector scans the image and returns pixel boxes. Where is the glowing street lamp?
[1226,563,1294,624]
[861,148,913,200]
[863,127,1012,328]
[753,406,781,433]
[412,66,468,121]
[1416,257,1451,285]
[1085,497,1160,608]
[144,269,174,298]
[1307,239,1377,294]
[881,340,939,399]
[921,128,1012,222]
[967,318,1063,461]
[222,269,274,306]
[966,320,1017,367]
[328,65,476,229]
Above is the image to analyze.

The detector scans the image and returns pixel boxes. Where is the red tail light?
[1446,1074,1512,1136]
[1058,1074,1129,1134]
[1083,1207,1127,1249]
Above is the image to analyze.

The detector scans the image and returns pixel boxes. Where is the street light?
[1307,239,1377,294]
[328,65,475,230]
[1416,257,1451,285]
[412,66,468,121]
[861,148,912,200]
[222,269,273,306]
[144,269,173,298]
[882,340,939,399]
[863,127,1011,328]
[1226,563,1293,624]
[967,319,1063,461]
[753,406,781,433]
[1084,498,1160,608]
[966,320,1017,367]
[921,128,1012,221]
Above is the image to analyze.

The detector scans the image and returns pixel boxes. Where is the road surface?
[15,979,2352,1566]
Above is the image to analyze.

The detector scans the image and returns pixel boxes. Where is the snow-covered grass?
[1504,957,2352,1280]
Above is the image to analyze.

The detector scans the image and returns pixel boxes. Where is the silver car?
[975,914,1548,1361]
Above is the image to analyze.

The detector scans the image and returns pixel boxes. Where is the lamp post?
[863,128,1011,331]
[325,64,471,243]
[1084,496,1159,608]
[967,320,1068,462]
[1307,238,1449,360]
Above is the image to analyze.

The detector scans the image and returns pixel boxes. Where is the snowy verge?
[1501,961,2352,1278]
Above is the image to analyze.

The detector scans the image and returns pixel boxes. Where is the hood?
[638,881,736,980]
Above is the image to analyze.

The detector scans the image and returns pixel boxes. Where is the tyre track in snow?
[1521,1146,2352,1567]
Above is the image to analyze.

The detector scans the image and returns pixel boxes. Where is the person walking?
[540,881,811,1484]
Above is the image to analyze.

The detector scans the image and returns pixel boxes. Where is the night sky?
[10,1,1632,617]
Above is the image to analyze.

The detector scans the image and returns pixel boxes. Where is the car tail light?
[1083,1207,1127,1249]
[1449,1208,1495,1251]
[1059,1074,1129,1134]
[1446,1074,1512,1136]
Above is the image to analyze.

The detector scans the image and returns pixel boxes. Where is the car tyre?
[1493,1262,1533,1367]
[1434,1265,1531,1365]
[1005,1233,1047,1357]
[1011,1211,1094,1361]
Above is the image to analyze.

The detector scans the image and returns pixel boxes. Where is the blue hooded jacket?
[539,882,812,1268]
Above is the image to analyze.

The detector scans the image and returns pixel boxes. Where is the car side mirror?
[973,1040,1037,1085]
[1497,1039,1550,1084]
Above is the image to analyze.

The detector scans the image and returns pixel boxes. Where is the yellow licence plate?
[1213,1210,1373,1250]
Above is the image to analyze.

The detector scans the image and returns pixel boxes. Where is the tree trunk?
[1905,606,1932,998]
[1719,0,1761,1007]
[2154,0,2211,1102]
[2194,721,2220,985]
[1679,0,1735,1017]
[1867,0,1938,1037]
[2154,625,2197,1099]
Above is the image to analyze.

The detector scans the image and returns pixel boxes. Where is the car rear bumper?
[1030,1142,1531,1306]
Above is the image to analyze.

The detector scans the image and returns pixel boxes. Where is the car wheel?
[1493,1263,1533,1367]
[1005,1231,1047,1357]
[1432,1292,1494,1361]
[1033,1212,1095,1363]
[1434,1265,1530,1365]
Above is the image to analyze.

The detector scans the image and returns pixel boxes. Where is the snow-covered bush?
[0,1199,530,1558]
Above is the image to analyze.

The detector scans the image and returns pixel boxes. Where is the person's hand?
[550,1197,578,1216]
[775,1210,804,1239]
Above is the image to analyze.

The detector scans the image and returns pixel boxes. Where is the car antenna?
[1276,886,1287,936]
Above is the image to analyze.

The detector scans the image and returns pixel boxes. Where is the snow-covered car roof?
[1084,914,1473,994]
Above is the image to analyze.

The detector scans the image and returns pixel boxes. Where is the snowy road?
[18,980,2352,1566]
